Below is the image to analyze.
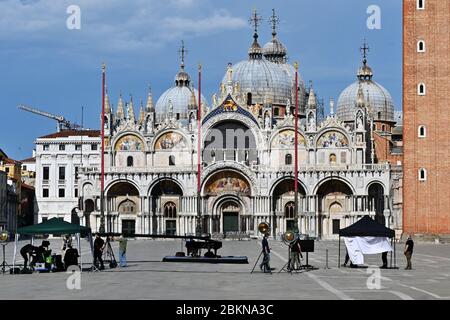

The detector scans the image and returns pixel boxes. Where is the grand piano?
[185,238,222,257]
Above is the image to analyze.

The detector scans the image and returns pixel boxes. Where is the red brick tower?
[403,0,450,235]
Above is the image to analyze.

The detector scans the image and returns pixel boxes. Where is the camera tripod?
[1,243,11,275]
[103,238,117,269]
[251,250,272,274]
[278,245,301,274]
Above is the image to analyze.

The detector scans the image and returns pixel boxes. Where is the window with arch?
[417,40,426,52]
[419,168,427,181]
[417,0,425,10]
[285,202,295,219]
[418,83,426,95]
[164,202,177,218]
[169,155,175,166]
[381,124,386,132]
[329,153,337,164]
[127,156,133,167]
[285,154,293,165]
[418,125,427,138]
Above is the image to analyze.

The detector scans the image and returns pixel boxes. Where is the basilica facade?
[78,13,402,239]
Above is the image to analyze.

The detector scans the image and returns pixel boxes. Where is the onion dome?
[337,43,395,123]
[263,9,287,63]
[221,9,305,108]
[155,41,207,123]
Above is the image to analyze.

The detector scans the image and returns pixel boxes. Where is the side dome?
[337,56,395,123]
[155,65,208,123]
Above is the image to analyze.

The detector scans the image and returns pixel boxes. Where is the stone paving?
[1,238,450,300]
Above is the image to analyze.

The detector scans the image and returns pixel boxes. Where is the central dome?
[222,59,296,106]
[221,31,305,107]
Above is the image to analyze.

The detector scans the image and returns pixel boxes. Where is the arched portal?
[84,199,95,229]
[316,179,353,238]
[220,200,242,234]
[204,170,251,235]
[368,183,385,224]
[272,178,306,234]
[106,181,140,234]
[149,179,183,235]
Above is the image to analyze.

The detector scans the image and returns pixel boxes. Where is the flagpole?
[100,63,106,233]
[294,61,299,233]
[196,64,202,236]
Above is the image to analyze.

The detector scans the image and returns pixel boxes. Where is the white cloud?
[0,0,247,56]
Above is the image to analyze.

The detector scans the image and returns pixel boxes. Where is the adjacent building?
[34,130,101,224]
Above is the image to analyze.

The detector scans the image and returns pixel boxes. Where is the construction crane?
[18,104,82,132]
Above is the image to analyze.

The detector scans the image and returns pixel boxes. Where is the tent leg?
[338,236,341,268]
[394,240,397,268]
[390,238,393,268]
[13,233,18,272]
[77,233,82,273]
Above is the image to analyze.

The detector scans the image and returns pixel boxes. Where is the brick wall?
[403,0,450,234]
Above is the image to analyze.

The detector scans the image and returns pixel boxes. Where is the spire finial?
[249,8,263,42]
[178,40,188,69]
[360,39,370,65]
[269,8,280,38]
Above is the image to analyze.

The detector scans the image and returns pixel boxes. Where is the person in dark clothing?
[33,240,51,265]
[289,237,303,270]
[381,252,388,269]
[260,234,271,273]
[404,235,414,270]
[20,244,38,269]
[342,249,356,268]
[64,244,79,270]
[93,233,105,270]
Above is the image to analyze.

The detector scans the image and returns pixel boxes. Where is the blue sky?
[0,0,402,160]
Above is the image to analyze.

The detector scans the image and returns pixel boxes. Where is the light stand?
[0,231,10,275]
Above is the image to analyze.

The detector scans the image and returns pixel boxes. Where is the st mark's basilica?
[77,11,402,240]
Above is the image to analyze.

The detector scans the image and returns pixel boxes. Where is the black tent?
[338,216,397,268]
[339,216,395,238]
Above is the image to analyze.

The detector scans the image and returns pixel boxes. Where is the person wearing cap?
[404,235,414,270]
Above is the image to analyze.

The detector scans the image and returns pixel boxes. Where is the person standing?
[289,237,303,270]
[259,234,271,273]
[381,251,388,269]
[118,236,128,267]
[404,235,414,270]
[61,235,72,254]
[93,233,105,270]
